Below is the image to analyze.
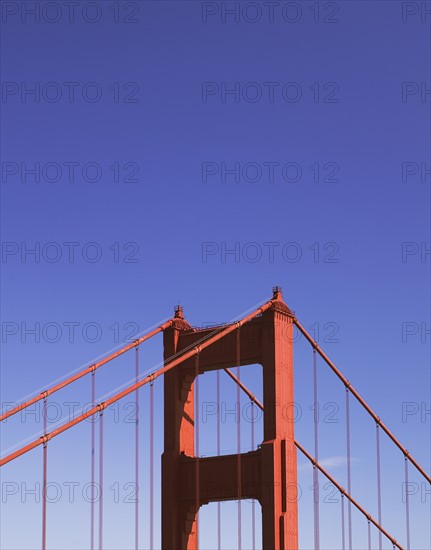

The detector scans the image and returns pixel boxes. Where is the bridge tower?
[161,288,298,549]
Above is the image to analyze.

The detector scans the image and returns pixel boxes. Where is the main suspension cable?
[294,319,430,484]
[0,320,173,423]
[295,441,404,550]
[1,300,274,464]
[221,369,403,550]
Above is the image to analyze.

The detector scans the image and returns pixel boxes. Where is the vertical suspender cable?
[135,346,139,550]
[99,410,104,550]
[150,381,154,550]
[376,423,382,550]
[251,400,256,550]
[91,371,96,550]
[42,397,48,550]
[367,519,371,550]
[404,456,411,550]
[313,348,320,550]
[346,388,352,550]
[195,354,200,549]
[217,369,221,550]
[236,329,242,550]
[341,493,345,550]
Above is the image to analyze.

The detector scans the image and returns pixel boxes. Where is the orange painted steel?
[0,300,273,467]
[0,321,173,423]
[294,318,431,485]
[162,288,298,550]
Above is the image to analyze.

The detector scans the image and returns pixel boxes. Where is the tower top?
[272,286,283,301]
[174,304,184,319]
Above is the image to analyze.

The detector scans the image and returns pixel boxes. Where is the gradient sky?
[1,1,430,549]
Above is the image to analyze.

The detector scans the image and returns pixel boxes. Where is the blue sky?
[1,1,430,549]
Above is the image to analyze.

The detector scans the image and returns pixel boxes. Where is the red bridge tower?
[161,288,298,549]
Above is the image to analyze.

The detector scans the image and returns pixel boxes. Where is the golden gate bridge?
[1,287,429,549]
